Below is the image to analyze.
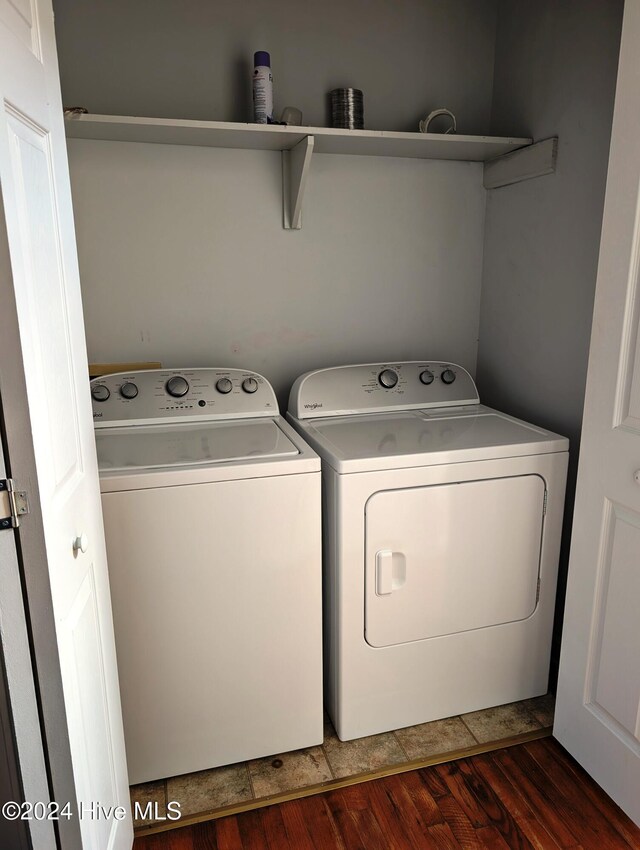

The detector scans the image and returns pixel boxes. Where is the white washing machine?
[287,361,569,741]
[91,368,323,784]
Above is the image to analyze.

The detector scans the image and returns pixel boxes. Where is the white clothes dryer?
[287,361,568,741]
[92,368,322,784]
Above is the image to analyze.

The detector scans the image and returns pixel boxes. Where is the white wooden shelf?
[64,114,541,229]
[65,114,531,162]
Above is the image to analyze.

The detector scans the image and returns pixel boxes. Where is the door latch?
[0,479,29,530]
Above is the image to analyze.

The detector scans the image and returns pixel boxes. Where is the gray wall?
[68,140,486,406]
[56,0,499,407]
[477,0,624,682]
[53,0,497,133]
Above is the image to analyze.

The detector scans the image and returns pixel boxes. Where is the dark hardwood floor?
[134,738,640,849]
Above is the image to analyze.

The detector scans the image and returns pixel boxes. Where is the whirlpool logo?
[304,402,323,410]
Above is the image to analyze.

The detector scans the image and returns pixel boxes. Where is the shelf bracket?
[483,137,558,190]
[282,135,314,229]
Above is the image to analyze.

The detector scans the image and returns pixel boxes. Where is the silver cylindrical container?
[330,88,364,129]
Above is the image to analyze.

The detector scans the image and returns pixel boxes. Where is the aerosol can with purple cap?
[253,51,274,124]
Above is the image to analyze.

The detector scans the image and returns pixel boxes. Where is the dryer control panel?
[91,368,278,428]
[288,362,479,419]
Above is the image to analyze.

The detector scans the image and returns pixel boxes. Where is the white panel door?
[555,0,640,826]
[0,2,132,848]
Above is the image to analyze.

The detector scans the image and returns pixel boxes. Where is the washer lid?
[296,406,568,472]
[96,418,299,472]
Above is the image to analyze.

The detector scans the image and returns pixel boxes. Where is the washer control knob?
[120,382,138,399]
[216,378,233,394]
[441,369,456,385]
[242,377,258,394]
[378,369,399,389]
[419,370,434,386]
[91,384,110,402]
[166,376,189,398]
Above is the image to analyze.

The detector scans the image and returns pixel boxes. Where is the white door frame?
[0,395,35,850]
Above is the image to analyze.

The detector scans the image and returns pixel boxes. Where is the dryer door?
[365,474,546,647]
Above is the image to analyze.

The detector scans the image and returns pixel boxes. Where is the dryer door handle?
[376,550,407,596]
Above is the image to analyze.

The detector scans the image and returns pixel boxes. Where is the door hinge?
[543,490,548,515]
[0,479,29,530]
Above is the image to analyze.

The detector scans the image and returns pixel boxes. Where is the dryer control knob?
[378,369,399,389]
[120,382,138,399]
[242,377,258,394]
[91,384,110,402]
[166,376,190,398]
[441,369,456,385]
[216,378,233,394]
[419,370,434,385]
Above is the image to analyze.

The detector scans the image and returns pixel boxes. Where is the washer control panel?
[91,368,277,428]
[288,362,479,419]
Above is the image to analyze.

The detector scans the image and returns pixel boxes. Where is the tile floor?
[131,694,554,831]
